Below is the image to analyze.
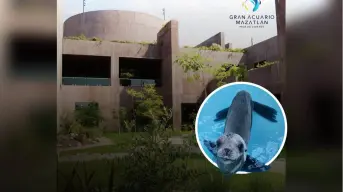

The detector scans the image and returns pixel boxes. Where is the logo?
[229,0,275,28]
[242,0,261,12]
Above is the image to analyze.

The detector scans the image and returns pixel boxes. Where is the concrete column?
[157,20,181,130]
[57,12,63,133]
[110,53,120,131]
[275,0,286,103]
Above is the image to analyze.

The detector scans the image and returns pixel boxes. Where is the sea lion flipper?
[204,139,218,156]
[240,155,271,172]
[214,107,230,121]
[252,101,278,122]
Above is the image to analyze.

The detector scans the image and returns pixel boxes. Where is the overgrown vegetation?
[58,92,284,191]
[175,52,211,97]
[111,39,156,45]
[112,84,171,133]
[58,84,285,191]
[183,43,246,53]
[174,51,248,132]
[63,34,156,45]
[64,34,102,41]
[58,85,208,191]
[174,51,248,87]
[58,158,284,192]
[198,43,246,53]
[58,102,105,145]
[59,34,283,190]
[254,60,279,69]
[212,63,248,86]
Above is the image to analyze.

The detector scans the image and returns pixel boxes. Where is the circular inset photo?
[195,82,287,176]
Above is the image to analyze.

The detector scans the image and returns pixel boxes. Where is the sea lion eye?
[216,139,222,147]
[216,136,225,146]
[237,143,245,152]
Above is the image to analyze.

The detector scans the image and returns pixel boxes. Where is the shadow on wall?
[138,44,161,58]
[195,76,236,104]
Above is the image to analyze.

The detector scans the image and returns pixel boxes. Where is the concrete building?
[58,10,283,131]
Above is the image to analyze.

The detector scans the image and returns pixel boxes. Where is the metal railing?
[62,77,111,86]
[62,77,159,87]
[119,78,159,87]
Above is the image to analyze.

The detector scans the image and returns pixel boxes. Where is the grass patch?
[277,147,286,159]
[166,129,193,137]
[103,132,136,144]
[59,145,128,156]
[58,156,285,192]
[287,149,341,180]
[59,131,194,156]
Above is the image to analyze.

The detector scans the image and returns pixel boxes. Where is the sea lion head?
[215,133,247,175]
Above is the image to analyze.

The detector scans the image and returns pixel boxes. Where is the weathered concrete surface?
[157,20,182,129]
[247,63,283,94]
[64,10,165,42]
[62,39,160,57]
[243,36,279,69]
[196,32,225,48]
[178,48,244,103]
[59,39,160,131]
[60,12,284,132]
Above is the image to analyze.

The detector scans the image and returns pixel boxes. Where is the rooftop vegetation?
[63,34,157,45]
[183,43,246,53]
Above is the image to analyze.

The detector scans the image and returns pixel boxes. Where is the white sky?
[61,0,278,48]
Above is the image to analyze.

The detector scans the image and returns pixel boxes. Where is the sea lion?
[203,90,277,176]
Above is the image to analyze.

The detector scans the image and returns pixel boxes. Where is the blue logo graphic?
[242,0,262,12]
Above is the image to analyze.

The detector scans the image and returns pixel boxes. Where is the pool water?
[196,83,286,172]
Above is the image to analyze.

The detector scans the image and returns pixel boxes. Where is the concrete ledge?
[196,32,225,48]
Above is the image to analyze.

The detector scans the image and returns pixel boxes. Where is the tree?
[175,52,211,97]
[125,84,171,131]
[211,63,248,86]
[175,52,248,92]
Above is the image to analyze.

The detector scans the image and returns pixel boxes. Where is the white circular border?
[195,82,288,174]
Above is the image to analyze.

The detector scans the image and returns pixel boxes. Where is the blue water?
[196,83,286,171]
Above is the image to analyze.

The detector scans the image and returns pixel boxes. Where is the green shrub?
[69,121,83,135]
[197,43,246,53]
[74,102,104,128]
[181,124,193,131]
[59,113,74,134]
[256,60,279,68]
[117,107,136,132]
[83,127,103,139]
[89,37,102,41]
[126,85,166,122]
[111,39,155,45]
[64,34,103,42]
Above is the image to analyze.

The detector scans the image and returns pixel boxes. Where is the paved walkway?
[57,137,113,152]
[58,136,185,152]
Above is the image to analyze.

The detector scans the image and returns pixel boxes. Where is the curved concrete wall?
[63,10,165,42]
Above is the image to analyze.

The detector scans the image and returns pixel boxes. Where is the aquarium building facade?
[58,10,283,131]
